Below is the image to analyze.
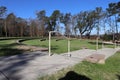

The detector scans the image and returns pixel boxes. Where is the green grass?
[38,51,120,80]
[0,38,115,56]
[23,39,114,54]
[0,39,15,47]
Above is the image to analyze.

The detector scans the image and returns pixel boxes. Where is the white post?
[102,41,104,48]
[49,31,71,56]
[114,41,116,49]
[49,31,56,56]
[49,31,51,56]
[96,37,98,50]
[68,39,71,57]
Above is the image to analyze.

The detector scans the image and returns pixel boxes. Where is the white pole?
[102,41,104,48]
[114,41,116,49]
[68,39,71,57]
[96,37,98,50]
[49,31,51,56]
[49,31,70,56]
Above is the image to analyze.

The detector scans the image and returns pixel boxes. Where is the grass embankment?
[39,51,120,80]
[23,39,114,54]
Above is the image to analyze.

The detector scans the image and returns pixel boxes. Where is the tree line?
[0,1,120,39]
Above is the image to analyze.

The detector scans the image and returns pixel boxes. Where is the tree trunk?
[80,33,82,39]
[115,15,118,34]
[4,20,7,37]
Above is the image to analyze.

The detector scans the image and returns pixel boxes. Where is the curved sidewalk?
[0,48,119,80]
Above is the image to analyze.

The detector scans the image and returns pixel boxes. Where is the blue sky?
[0,0,119,19]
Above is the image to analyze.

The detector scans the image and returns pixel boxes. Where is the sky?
[0,0,120,19]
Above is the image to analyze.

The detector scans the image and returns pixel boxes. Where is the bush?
[102,34,113,41]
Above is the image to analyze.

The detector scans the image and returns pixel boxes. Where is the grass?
[0,38,115,56]
[23,38,114,54]
[0,37,41,56]
[38,51,120,80]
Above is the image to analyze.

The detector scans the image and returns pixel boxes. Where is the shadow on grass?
[0,37,39,41]
[51,46,59,50]
[88,41,114,47]
[0,48,25,56]
[59,71,91,80]
[0,42,26,56]
[0,43,22,48]
[116,75,120,80]
[88,41,102,45]
[41,45,48,47]
[40,45,59,50]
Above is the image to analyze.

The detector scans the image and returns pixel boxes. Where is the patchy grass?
[23,39,114,54]
[38,51,120,80]
[0,37,42,56]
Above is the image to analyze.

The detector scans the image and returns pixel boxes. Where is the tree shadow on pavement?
[0,39,48,80]
[0,51,47,80]
[59,71,91,80]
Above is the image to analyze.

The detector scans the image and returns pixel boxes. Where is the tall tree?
[94,7,104,50]
[60,13,71,36]
[6,13,16,37]
[116,2,120,22]
[71,15,77,37]
[49,10,61,31]
[16,17,27,37]
[95,7,103,37]
[107,2,119,35]
[0,6,7,18]
[0,6,7,37]
[75,11,96,38]
[85,10,97,38]
[0,18,4,36]
[36,10,47,37]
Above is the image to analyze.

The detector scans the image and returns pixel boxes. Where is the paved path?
[0,48,119,80]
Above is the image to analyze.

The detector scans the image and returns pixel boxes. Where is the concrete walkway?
[0,48,119,80]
